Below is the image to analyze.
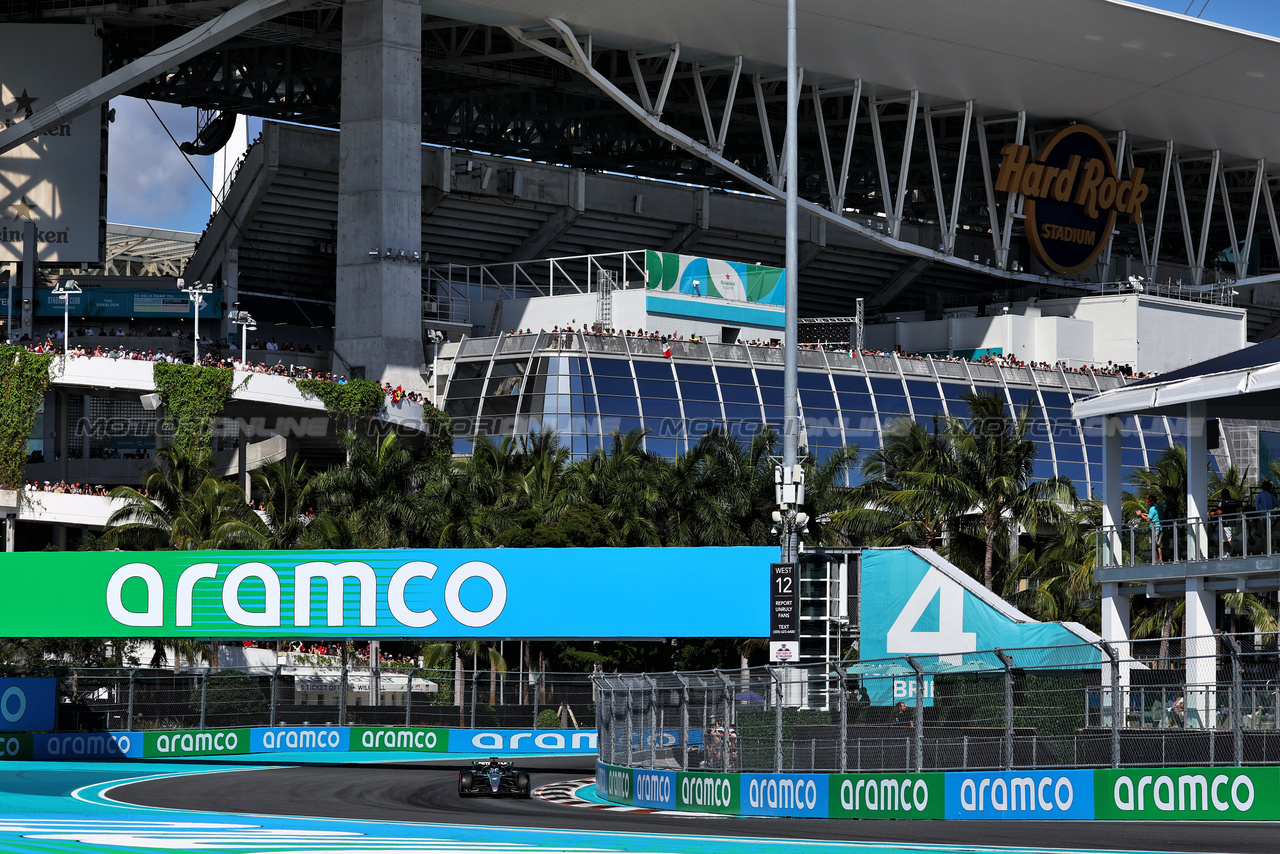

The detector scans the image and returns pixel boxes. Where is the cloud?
[106,97,213,234]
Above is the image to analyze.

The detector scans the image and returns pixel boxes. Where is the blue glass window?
[589,357,631,377]
[594,374,638,397]
[870,377,906,396]
[683,400,723,421]
[633,360,675,380]
[721,384,760,404]
[725,402,763,426]
[637,378,678,399]
[716,366,756,385]
[675,363,715,383]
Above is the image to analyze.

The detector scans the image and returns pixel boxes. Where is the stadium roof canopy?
[431,0,1280,165]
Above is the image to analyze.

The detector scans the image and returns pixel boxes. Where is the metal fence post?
[405,668,419,727]
[769,667,784,773]
[625,682,634,767]
[907,657,924,773]
[470,670,480,729]
[675,672,690,771]
[1222,634,1243,766]
[199,670,209,730]
[643,675,658,769]
[532,671,541,728]
[995,649,1014,770]
[1099,641,1120,768]
[270,664,282,727]
[607,684,617,765]
[712,669,733,771]
[837,661,848,774]
[126,668,136,732]
[339,664,348,727]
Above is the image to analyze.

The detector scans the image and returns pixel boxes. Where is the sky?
[104,1,1280,235]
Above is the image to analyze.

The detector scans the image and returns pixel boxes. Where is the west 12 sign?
[995,125,1149,274]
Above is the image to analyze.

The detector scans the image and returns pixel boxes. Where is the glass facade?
[444,332,1169,496]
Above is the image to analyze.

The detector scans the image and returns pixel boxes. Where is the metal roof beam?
[0,0,329,155]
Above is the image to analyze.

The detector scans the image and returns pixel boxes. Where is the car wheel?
[516,771,531,799]
[458,770,473,797]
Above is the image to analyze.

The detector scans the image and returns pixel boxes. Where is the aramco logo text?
[995,125,1149,274]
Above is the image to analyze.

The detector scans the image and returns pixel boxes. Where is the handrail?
[1096,509,1280,567]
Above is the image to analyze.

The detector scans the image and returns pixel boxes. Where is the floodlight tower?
[51,279,82,358]
[229,304,257,371]
[178,278,215,364]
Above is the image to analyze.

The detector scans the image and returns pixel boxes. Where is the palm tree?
[312,431,429,548]
[252,456,316,548]
[169,476,265,550]
[562,429,665,546]
[834,416,967,550]
[104,445,214,549]
[104,445,262,550]
[436,434,523,547]
[661,430,743,547]
[949,391,1077,591]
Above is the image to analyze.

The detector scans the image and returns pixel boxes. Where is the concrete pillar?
[3,515,14,552]
[335,0,423,389]
[1186,401,1208,560]
[1184,576,1217,729]
[53,523,66,551]
[220,241,240,347]
[1100,581,1131,725]
[58,390,69,482]
[1101,414,1123,566]
[238,422,250,499]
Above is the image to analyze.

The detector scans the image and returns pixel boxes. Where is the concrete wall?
[486,288,784,344]
[862,294,1243,372]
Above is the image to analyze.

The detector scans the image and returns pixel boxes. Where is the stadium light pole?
[51,279,81,359]
[229,306,256,371]
[178,278,215,364]
[777,0,802,566]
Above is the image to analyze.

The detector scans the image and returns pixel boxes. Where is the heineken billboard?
[0,547,772,639]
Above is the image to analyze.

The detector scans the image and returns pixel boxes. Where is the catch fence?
[3,666,597,732]
[594,632,1280,773]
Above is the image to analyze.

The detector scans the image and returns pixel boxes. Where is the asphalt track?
[111,756,1276,853]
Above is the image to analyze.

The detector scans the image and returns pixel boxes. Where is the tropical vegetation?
[11,389,1274,674]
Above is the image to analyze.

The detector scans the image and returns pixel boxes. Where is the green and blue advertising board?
[0,547,772,639]
[596,762,1280,821]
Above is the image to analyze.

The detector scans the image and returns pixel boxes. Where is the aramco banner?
[0,548,772,639]
[645,250,785,306]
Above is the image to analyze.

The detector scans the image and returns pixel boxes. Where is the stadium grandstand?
[5,0,1280,553]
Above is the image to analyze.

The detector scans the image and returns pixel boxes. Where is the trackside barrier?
[595,761,1280,820]
[0,726,598,762]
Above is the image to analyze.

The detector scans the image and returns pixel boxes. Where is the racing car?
[458,757,532,798]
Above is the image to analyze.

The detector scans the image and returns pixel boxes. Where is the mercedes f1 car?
[458,757,532,798]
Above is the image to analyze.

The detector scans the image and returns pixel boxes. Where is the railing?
[595,634,1280,773]
[1096,510,1280,568]
[454,332,1130,394]
[429,250,648,304]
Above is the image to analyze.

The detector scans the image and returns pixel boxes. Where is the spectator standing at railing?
[1256,480,1277,516]
[1137,495,1164,562]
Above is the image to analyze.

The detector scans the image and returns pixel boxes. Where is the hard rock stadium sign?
[995,125,1149,275]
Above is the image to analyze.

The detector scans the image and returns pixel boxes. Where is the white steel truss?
[505,16,1280,294]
